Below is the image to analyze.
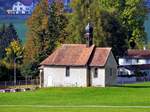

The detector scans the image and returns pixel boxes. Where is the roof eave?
[40,64,87,67]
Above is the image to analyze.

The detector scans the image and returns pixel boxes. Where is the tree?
[0,23,19,59]
[0,24,6,59]
[3,40,23,68]
[65,0,104,45]
[0,39,23,81]
[0,61,13,81]
[65,0,128,57]
[0,23,20,81]
[5,23,18,42]
[24,0,49,64]
[100,11,128,57]
[23,0,67,77]
[118,0,146,48]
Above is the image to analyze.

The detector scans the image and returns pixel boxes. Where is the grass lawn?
[1,82,150,112]
[1,107,150,112]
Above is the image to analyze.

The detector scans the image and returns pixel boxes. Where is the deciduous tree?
[23,0,67,76]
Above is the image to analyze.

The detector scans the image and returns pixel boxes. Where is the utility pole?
[14,56,23,86]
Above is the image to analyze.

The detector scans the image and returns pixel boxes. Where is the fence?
[0,79,40,89]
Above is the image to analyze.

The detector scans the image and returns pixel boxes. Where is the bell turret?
[85,23,93,47]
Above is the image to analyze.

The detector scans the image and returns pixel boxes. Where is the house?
[7,0,35,14]
[118,49,150,83]
[39,23,117,87]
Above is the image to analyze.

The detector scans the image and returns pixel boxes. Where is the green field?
[1,82,150,112]
[0,19,27,43]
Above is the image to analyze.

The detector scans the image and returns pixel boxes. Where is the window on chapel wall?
[66,66,70,77]
[94,68,98,78]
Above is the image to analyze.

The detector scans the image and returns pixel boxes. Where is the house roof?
[89,48,111,67]
[41,44,95,66]
[127,49,150,58]
[40,44,112,67]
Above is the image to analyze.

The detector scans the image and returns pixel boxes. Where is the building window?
[66,66,70,77]
[94,68,98,78]
[20,7,23,10]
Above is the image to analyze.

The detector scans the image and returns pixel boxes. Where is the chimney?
[85,23,93,47]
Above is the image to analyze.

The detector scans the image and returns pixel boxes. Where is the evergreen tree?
[0,24,6,59]
[0,23,20,81]
[0,23,19,59]
[100,11,127,57]
[101,0,147,48]
[65,0,127,57]
[119,0,147,48]
[23,0,67,77]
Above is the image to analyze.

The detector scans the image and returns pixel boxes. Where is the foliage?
[4,40,23,65]
[65,0,147,56]
[0,23,21,81]
[21,60,39,78]
[24,0,49,64]
[0,61,11,81]
[65,0,104,44]
[65,0,128,57]
[23,0,67,77]
[100,11,128,57]
[0,40,24,81]
[98,0,147,48]
[0,23,19,59]
[116,0,147,48]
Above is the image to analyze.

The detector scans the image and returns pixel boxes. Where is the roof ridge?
[79,44,95,65]
[40,44,112,66]
[62,44,86,46]
[89,47,112,67]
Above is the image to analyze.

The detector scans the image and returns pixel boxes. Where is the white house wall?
[105,52,117,86]
[91,68,105,87]
[119,58,150,65]
[43,66,87,87]
[91,51,117,87]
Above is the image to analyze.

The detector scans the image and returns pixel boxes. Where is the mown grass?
[0,82,150,112]
[1,107,150,112]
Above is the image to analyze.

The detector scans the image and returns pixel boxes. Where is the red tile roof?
[127,49,150,58]
[40,44,111,67]
[89,48,111,67]
[41,44,95,66]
